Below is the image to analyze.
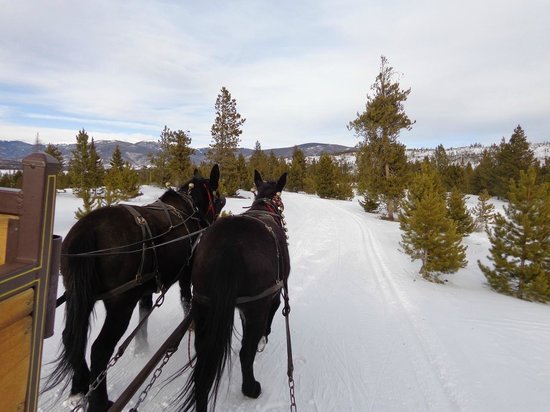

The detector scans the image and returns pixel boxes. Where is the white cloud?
[0,0,548,149]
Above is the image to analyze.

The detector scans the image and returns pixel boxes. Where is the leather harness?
[96,198,198,301]
[193,197,288,306]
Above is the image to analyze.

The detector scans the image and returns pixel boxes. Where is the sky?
[39,187,550,411]
[1,0,549,150]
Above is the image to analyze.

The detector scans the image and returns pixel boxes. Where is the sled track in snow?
[341,205,469,411]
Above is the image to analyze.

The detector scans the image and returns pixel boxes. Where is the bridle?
[185,181,225,226]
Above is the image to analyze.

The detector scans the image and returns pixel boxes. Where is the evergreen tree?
[206,87,245,196]
[248,141,269,182]
[287,146,307,192]
[472,145,498,195]
[109,144,125,171]
[493,125,536,199]
[68,129,92,195]
[447,187,475,236]
[479,168,550,301]
[103,145,140,205]
[349,56,413,221]
[88,138,105,192]
[67,130,105,218]
[400,163,466,282]
[315,153,336,199]
[150,126,195,187]
[207,86,245,167]
[473,189,495,231]
[45,143,67,189]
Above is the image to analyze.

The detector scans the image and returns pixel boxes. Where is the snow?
[39,187,550,411]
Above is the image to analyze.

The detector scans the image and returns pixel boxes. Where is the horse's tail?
[42,232,97,393]
[181,255,238,411]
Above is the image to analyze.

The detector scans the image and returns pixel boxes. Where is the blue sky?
[1,0,549,149]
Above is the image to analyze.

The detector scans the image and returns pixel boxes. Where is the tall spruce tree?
[207,87,245,196]
[447,187,475,236]
[479,168,550,301]
[400,163,466,282]
[349,56,413,221]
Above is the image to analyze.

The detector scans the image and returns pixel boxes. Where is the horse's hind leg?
[260,294,281,350]
[239,307,268,398]
[88,299,136,412]
[135,294,153,353]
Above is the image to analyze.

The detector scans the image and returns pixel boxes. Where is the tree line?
[349,55,549,303]
[1,58,548,302]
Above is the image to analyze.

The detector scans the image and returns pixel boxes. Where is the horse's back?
[192,215,284,295]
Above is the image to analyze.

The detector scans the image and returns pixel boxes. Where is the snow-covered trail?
[39,189,550,412]
[281,193,459,411]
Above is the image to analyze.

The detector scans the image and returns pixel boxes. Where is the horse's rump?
[191,215,284,300]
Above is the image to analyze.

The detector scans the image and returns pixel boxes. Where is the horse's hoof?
[242,381,262,398]
[63,393,85,410]
[257,336,267,352]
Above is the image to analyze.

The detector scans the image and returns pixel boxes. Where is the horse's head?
[253,170,287,212]
[180,165,226,224]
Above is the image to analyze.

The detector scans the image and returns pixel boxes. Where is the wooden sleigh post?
[0,153,60,412]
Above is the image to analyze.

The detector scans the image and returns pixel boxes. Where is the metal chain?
[70,292,168,412]
[129,347,177,412]
[288,376,297,412]
[70,353,121,412]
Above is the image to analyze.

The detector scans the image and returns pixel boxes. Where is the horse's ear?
[210,164,220,190]
[276,172,287,193]
[193,168,200,177]
[254,170,263,189]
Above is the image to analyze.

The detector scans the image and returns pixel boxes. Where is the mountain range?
[0,139,548,170]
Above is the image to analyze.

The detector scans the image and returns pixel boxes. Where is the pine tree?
[287,146,306,192]
[473,189,495,231]
[104,145,140,205]
[479,168,550,301]
[349,56,413,221]
[247,141,269,182]
[472,146,498,195]
[68,129,91,195]
[493,125,536,199]
[400,163,466,282]
[45,143,67,189]
[447,187,475,236]
[207,86,245,167]
[88,138,105,192]
[151,126,195,187]
[315,153,338,199]
[67,130,105,218]
[206,87,245,196]
[109,145,124,171]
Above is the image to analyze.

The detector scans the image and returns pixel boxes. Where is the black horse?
[180,170,290,412]
[44,166,224,412]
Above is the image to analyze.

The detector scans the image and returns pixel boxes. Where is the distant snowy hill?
[0,139,548,170]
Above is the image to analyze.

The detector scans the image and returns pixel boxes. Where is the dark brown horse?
[180,170,290,411]
[44,166,224,412]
